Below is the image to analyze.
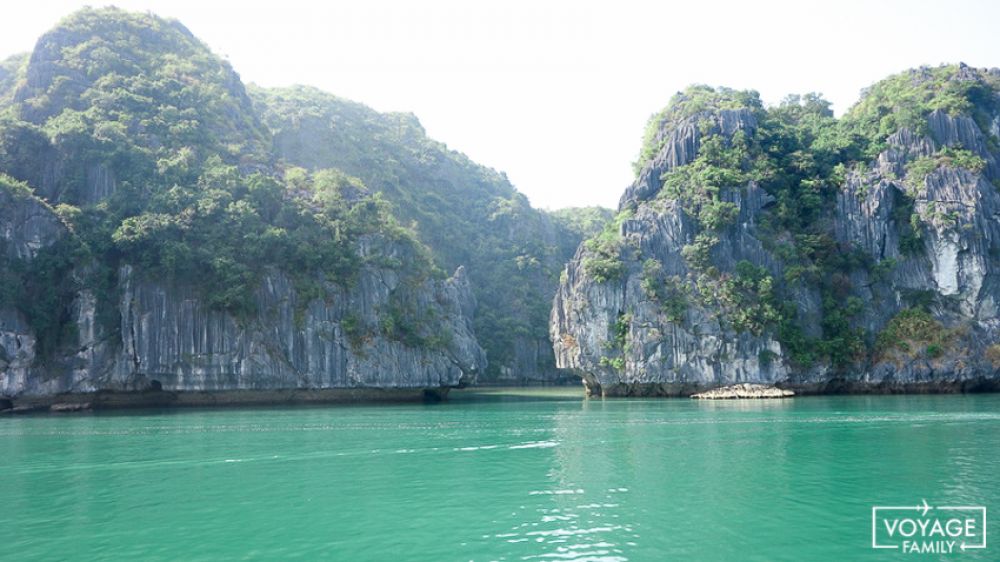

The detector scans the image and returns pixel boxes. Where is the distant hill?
[251,85,610,381]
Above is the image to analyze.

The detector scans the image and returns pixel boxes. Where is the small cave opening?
[422,388,448,402]
[149,379,163,392]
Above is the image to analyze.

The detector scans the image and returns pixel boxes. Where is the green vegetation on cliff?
[592,64,1000,371]
[635,86,762,174]
[15,8,270,168]
[251,85,610,377]
[904,147,986,187]
[844,64,1000,157]
[582,209,631,283]
[549,206,615,259]
[0,8,442,356]
[0,53,25,106]
[875,308,958,360]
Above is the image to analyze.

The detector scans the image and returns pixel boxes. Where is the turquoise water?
[2,390,999,561]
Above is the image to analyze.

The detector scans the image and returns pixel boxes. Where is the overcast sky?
[3,1,999,209]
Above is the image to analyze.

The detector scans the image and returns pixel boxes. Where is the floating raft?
[691,383,794,400]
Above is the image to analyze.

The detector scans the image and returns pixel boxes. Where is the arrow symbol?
[919,499,932,516]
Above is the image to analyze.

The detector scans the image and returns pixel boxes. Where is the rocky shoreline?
[4,377,1000,413]
[691,384,794,400]
[575,376,1000,398]
[0,387,452,413]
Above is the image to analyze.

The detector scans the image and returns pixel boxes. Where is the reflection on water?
[2,392,999,561]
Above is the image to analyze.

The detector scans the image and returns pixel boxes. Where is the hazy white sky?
[2,1,999,209]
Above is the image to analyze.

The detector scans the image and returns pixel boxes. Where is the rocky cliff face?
[0,181,64,260]
[0,196,484,397]
[830,109,1000,388]
[0,182,65,392]
[552,68,1000,396]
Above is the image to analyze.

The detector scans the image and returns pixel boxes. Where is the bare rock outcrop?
[552,68,1000,397]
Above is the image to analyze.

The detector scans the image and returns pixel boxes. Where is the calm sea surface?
[2,389,998,561]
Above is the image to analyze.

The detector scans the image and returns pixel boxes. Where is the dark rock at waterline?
[7,404,48,414]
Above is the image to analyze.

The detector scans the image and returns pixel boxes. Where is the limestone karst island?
[2,4,998,561]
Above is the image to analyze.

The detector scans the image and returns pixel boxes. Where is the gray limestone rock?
[0,191,486,398]
[552,77,1000,396]
[0,185,64,260]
